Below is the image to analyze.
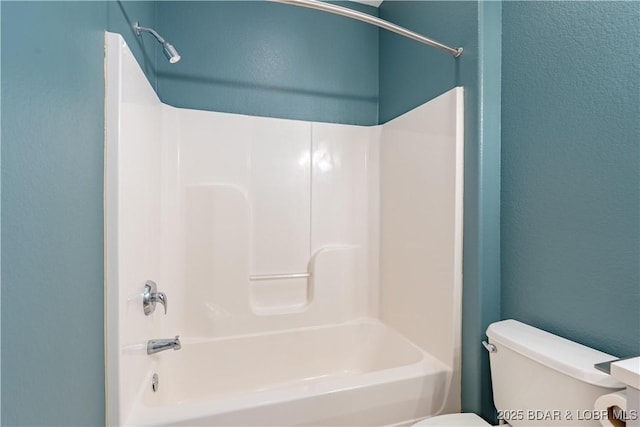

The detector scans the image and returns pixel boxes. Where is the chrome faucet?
[147,335,181,355]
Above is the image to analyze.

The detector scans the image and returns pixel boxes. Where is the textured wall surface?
[379,2,501,421]
[379,2,469,123]
[10,2,634,427]
[1,2,155,425]
[502,2,640,357]
[156,1,379,125]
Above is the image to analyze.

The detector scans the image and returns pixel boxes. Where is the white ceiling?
[350,0,383,8]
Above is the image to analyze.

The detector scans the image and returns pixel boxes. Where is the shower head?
[162,43,181,64]
[134,21,181,64]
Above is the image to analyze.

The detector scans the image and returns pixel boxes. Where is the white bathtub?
[107,34,463,425]
[127,319,451,426]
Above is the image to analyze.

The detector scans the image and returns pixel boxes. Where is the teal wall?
[1,2,155,425]
[155,1,379,125]
[501,2,640,357]
[379,1,501,422]
[7,2,637,426]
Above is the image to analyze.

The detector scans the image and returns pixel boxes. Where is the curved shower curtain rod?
[269,0,463,58]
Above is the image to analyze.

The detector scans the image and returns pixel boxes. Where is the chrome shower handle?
[143,280,168,315]
[153,291,167,314]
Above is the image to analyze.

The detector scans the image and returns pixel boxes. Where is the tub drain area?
[152,373,159,392]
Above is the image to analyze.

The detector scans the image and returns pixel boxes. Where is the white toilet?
[415,319,624,426]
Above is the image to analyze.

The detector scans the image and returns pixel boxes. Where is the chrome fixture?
[151,373,159,392]
[482,340,497,353]
[142,280,167,315]
[269,0,462,57]
[133,21,181,63]
[147,336,182,355]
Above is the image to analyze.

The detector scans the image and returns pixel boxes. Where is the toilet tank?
[486,320,624,426]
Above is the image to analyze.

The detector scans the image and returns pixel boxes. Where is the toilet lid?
[412,413,491,426]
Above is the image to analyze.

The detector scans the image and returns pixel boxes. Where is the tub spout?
[147,335,181,355]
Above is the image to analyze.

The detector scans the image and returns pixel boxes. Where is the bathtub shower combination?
[105,32,464,426]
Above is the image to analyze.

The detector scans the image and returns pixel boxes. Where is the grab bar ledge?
[249,272,311,281]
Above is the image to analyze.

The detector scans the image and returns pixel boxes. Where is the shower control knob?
[142,280,168,315]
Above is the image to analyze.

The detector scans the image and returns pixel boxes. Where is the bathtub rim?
[126,317,453,427]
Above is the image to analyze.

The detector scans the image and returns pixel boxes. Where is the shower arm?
[133,21,181,64]
[134,22,166,44]
[268,0,463,58]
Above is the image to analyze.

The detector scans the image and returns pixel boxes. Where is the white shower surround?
[105,33,464,426]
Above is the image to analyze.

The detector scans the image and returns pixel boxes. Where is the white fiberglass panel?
[311,123,381,317]
[183,183,251,335]
[105,32,165,425]
[380,88,464,379]
[179,109,251,187]
[249,117,311,311]
[173,106,381,332]
[311,123,374,249]
[250,117,310,275]
[177,110,252,336]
